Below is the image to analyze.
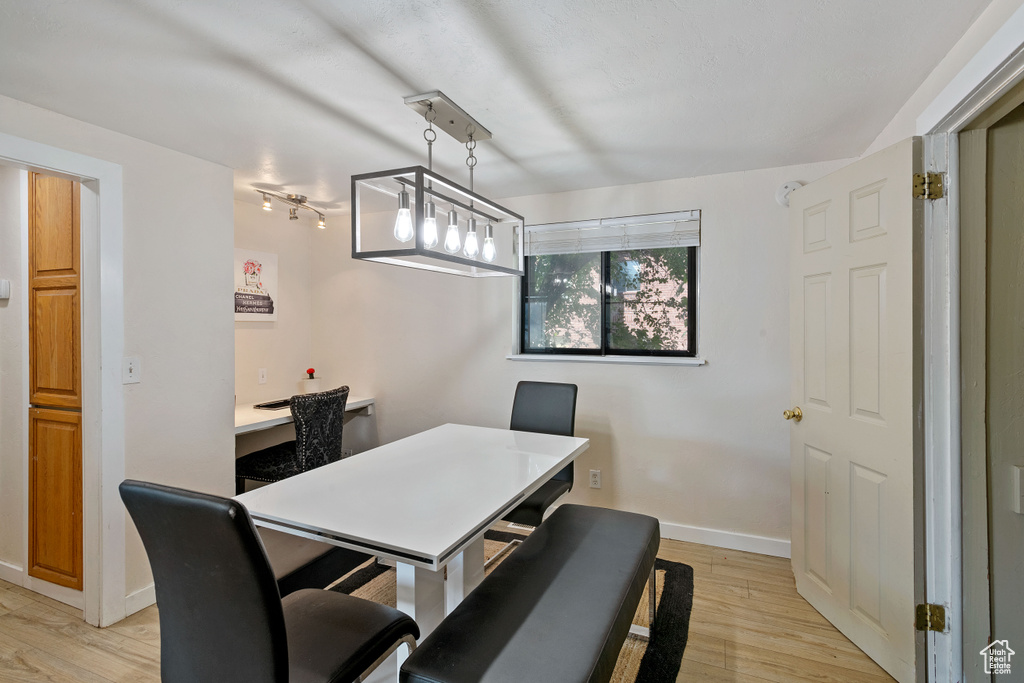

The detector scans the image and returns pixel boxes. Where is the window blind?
[524,210,700,256]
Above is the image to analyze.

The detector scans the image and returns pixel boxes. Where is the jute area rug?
[330,527,694,683]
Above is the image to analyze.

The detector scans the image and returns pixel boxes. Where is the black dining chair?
[504,381,579,525]
[236,385,349,495]
[487,382,578,568]
[120,479,418,683]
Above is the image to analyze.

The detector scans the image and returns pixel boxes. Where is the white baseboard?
[0,559,23,584]
[0,560,87,610]
[24,576,85,609]
[659,521,791,558]
[125,583,155,616]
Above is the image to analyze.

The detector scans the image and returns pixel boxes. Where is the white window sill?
[506,354,706,367]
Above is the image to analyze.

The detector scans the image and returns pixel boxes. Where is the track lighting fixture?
[252,189,328,230]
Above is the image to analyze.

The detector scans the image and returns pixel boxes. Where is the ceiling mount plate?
[404,90,492,143]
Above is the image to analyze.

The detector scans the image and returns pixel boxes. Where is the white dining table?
[235,423,589,645]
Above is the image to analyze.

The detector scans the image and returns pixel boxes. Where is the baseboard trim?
[125,583,155,616]
[1,560,87,609]
[0,559,24,584]
[23,576,85,609]
[659,521,791,558]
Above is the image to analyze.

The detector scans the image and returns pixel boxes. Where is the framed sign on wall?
[234,249,278,321]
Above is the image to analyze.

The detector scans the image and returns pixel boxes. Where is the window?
[521,211,699,357]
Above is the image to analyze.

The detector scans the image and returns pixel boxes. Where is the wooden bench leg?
[628,566,656,642]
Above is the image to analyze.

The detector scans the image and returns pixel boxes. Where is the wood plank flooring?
[0,538,896,682]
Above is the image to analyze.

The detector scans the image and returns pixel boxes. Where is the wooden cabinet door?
[29,173,81,408]
[27,172,83,591]
[28,407,83,589]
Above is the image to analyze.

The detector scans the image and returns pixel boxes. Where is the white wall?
[312,158,850,551]
[234,200,315,405]
[0,94,235,598]
[865,0,1024,153]
[0,165,23,567]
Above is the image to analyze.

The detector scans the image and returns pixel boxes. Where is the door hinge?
[913,172,944,200]
[915,603,947,632]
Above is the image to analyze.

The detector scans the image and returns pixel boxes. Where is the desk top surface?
[234,396,375,434]
[235,423,589,569]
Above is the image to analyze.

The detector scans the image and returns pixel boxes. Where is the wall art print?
[234,248,278,321]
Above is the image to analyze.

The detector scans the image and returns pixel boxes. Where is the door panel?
[29,174,79,278]
[789,138,921,683]
[28,408,83,590]
[27,172,83,592]
[29,174,81,409]
[30,286,81,406]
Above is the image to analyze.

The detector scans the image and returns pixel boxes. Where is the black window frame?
[520,246,698,358]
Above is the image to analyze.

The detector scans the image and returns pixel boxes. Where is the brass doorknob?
[783,407,803,422]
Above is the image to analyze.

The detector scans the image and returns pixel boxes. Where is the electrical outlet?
[340,448,354,459]
[590,469,601,489]
[122,356,141,384]
[258,368,267,385]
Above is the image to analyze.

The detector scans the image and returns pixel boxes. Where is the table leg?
[445,534,485,614]
[396,562,446,635]
[373,563,444,683]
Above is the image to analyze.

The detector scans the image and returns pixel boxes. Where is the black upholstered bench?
[258,527,371,597]
[400,504,660,683]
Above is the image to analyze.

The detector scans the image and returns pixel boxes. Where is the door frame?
[915,5,1024,680]
[0,131,125,627]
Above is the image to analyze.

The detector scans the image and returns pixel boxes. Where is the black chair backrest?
[119,480,287,683]
[291,385,350,472]
[510,381,578,483]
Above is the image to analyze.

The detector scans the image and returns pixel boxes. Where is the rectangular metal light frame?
[351,165,525,277]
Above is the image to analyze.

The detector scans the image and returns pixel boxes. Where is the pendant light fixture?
[482,222,496,263]
[351,91,524,277]
[393,189,413,241]
[444,208,460,254]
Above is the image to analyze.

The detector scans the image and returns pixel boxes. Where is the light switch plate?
[122,356,142,384]
[258,368,267,385]
[0,279,10,300]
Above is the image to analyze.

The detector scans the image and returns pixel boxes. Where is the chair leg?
[355,633,417,682]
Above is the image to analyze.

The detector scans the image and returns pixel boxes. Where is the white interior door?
[789,137,922,683]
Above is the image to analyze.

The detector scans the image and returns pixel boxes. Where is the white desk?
[236,423,589,638]
[234,396,375,435]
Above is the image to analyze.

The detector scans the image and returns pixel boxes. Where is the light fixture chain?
[424,104,437,173]
[466,132,477,194]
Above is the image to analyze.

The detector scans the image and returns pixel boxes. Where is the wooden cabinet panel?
[29,175,79,279]
[28,408,83,590]
[29,173,81,408]
[30,286,81,407]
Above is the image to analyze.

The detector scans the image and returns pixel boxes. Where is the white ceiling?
[0,0,990,211]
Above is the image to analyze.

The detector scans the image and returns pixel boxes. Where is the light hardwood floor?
[0,538,896,682]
